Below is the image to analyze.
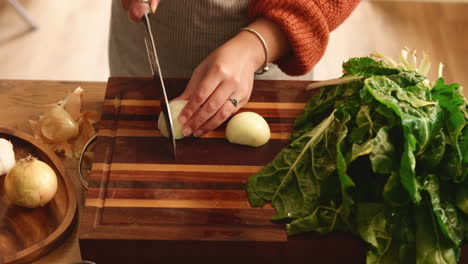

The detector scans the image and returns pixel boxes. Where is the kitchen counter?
[0,79,106,263]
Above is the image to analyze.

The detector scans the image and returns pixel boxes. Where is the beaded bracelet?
[240,27,269,74]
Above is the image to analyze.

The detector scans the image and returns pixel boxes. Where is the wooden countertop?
[4,79,466,263]
[0,79,107,263]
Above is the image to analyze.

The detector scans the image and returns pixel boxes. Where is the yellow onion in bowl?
[4,156,58,208]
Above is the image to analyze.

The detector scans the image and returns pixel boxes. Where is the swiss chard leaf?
[417,130,446,172]
[342,57,401,77]
[349,106,374,144]
[414,199,459,264]
[271,111,351,220]
[246,53,468,264]
[357,204,415,264]
[286,201,349,235]
[383,171,411,207]
[432,78,468,182]
[423,174,464,247]
[388,71,426,88]
[247,111,339,218]
[292,81,360,141]
[432,79,466,146]
[369,127,396,175]
[356,203,391,253]
[364,76,442,202]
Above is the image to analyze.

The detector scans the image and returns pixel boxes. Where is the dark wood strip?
[101,105,303,118]
[80,208,286,242]
[89,170,253,183]
[99,207,275,227]
[93,137,289,165]
[88,180,245,190]
[98,120,294,132]
[93,136,115,165]
[100,112,297,125]
[105,77,315,103]
[98,120,155,130]
[86,188,248,201]
[100,113,156,121]
[98,129,290,140]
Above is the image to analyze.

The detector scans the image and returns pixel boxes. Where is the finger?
[183,82,233,136]
[177,69,223,126]
[128,1,150,22]
[193,99,237,137]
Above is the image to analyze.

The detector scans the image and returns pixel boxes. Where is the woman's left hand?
[174,31,265,137]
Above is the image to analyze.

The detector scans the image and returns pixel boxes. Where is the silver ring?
[228,98,239,107]
[139,0,149,3]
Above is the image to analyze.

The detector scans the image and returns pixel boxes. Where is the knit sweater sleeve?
[248,0,360,76]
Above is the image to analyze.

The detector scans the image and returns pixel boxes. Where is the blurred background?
[0,0,467,95]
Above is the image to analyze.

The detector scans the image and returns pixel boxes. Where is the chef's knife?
[141,5,177,159]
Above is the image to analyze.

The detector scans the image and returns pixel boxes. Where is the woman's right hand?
[121,0,160,22]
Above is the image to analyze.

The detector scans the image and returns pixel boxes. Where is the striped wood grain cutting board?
[79,77,318,243]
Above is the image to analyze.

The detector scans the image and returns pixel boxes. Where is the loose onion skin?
[4,156,58,208]
[39,106,79,142]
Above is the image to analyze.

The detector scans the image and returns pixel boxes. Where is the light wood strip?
[91,163,110,172]
[98,128,290,139]
[92,163,263,173]
[103,99,306,109]
[85,198,272,209]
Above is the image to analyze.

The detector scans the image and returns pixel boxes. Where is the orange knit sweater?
[248,0,361,76]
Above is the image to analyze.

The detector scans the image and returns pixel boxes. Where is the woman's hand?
[176,18,290,137]
[174,32,265,137]
[121,0,159,22]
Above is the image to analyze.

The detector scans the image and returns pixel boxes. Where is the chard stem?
[306,76,363,90]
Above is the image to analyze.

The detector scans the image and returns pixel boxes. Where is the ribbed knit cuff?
[248,0,359,76]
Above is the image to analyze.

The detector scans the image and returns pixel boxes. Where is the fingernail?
[193,130,203,137]
[183,127,192,137]
[151,4,157,13]
[179,115,187,125]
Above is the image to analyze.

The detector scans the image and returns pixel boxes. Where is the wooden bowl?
[0,128,77,264]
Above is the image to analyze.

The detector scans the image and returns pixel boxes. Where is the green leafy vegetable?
[247,49,468,264]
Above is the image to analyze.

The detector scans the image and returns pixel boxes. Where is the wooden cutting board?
[78,77,366,264]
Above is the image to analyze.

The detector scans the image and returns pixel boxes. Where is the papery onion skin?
[0,138,15,175]
[4,157,58,208]
[40,106,79,142]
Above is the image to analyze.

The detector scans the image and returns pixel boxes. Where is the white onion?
[4,156,58,208]
[0,138,15,175]
[158,100,188,140]
[225,112,271,147]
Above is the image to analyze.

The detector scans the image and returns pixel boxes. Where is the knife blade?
[142,9,177,159]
